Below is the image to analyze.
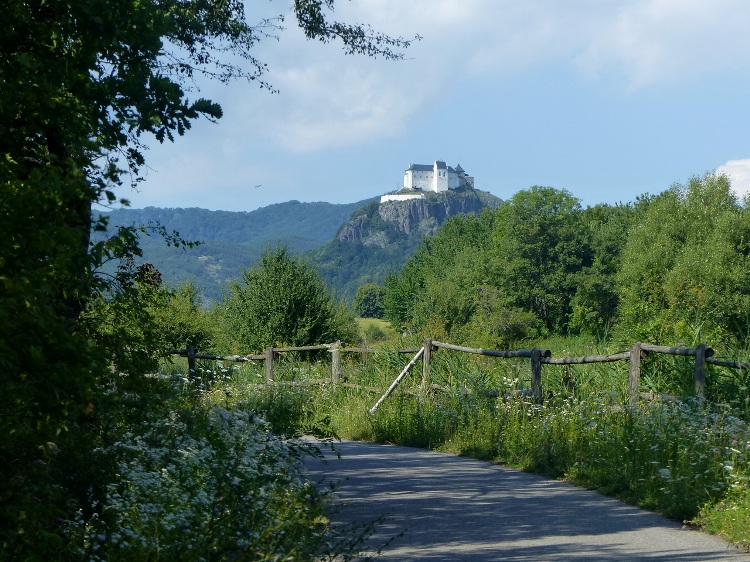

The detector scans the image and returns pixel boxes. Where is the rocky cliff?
[377,192,488,235]
[337,188,502,245]
[312,188,503,301]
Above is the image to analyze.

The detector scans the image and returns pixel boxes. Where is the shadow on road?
[305,441,749,561]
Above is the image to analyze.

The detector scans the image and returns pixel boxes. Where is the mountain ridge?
[97,199,374,301]
[312,187,503,299]
[97,189,502,303]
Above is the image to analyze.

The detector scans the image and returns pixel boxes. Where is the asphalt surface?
[304,440,750,561]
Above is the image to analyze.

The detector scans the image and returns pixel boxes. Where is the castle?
[381,161,474,203]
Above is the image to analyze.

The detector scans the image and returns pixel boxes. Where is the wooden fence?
[169,342,419,385]
[169,339,750,413]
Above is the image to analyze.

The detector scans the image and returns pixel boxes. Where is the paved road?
[305,440,750,561]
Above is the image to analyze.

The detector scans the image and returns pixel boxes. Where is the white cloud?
[573,0,750,90]
[717,159,750,200]
[229,1,750,152]
[257,61,423,152]
[133,1,750,210]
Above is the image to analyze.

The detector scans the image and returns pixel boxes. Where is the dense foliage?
[65,393,357,561]
[352,283,386,318]
[218,247,357,353]
[1,0,414,557]
[383,187,634,345]
[382,177,750,354]
[617,174,750,347]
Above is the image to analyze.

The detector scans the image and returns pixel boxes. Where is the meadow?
[183,334,750,552]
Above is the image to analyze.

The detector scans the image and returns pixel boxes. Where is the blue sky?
[122,0,750,212]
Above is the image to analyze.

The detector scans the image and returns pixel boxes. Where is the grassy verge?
[208,340,750,549]
[355,317,400,347]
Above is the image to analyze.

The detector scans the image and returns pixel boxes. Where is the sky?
[122,0,750,212]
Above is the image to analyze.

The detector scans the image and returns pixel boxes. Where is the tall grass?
[162,339,750,548]
[206,338,750,549]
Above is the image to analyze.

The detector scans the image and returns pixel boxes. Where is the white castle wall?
[404,170,434,190]
[380,193,425,203]
[403,161,467,192]
[384,160,473,203]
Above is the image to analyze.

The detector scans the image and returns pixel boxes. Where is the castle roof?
[406,160,457,172]
[407,163,433,172]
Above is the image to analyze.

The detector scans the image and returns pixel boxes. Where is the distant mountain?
[97,199,375,301]
[310,187,503,300]
[97,188,502,304]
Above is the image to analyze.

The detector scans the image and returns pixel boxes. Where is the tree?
[2,0,417,332]
[382,210,495,337]
[617,173,750,347]
[382,189,612,341]
[353,283,386,318]
[0,1,415,408]
[153,282,215,351]
[568,200,649,336]
[487,187,591,333]
[0,2,414,555]
[219,247,357,353]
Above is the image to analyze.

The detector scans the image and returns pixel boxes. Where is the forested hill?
[310,187,503,300]
[100,200,373,244]
[98,199,374,301]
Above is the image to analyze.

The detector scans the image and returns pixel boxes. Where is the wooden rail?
[369,348,424,414]
[171,339,744,412]
[706,357,750,370]
[430,341,551,359]
[380,340,718,408]
[169,343,419,383]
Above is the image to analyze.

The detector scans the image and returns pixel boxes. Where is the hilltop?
[97,188,502,302]
[311,187,502,299]
[97,199,374,301]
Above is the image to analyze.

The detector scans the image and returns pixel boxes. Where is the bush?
[218,247,357,353]
[63,399,365,561]
[353,284,386,318]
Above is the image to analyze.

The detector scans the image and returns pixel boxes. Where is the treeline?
[382,174,750,352]
[109,247,360,362]
[120,172,750,358]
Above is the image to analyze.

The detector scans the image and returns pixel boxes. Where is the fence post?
[265,347,274,382]
[331,341,341,384]
[531,347,542,403]
[422,339,432,390]
[694,343,707,397]
[187,345,197,379]
[629,342,642,404]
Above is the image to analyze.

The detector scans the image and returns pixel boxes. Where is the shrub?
[353,284,386,318]
[218,247,357,354]
[64,402,362,561]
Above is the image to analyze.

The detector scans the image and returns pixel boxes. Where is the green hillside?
[97,199,374,301]
[311,188,503,300]
[95,189,502,304]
